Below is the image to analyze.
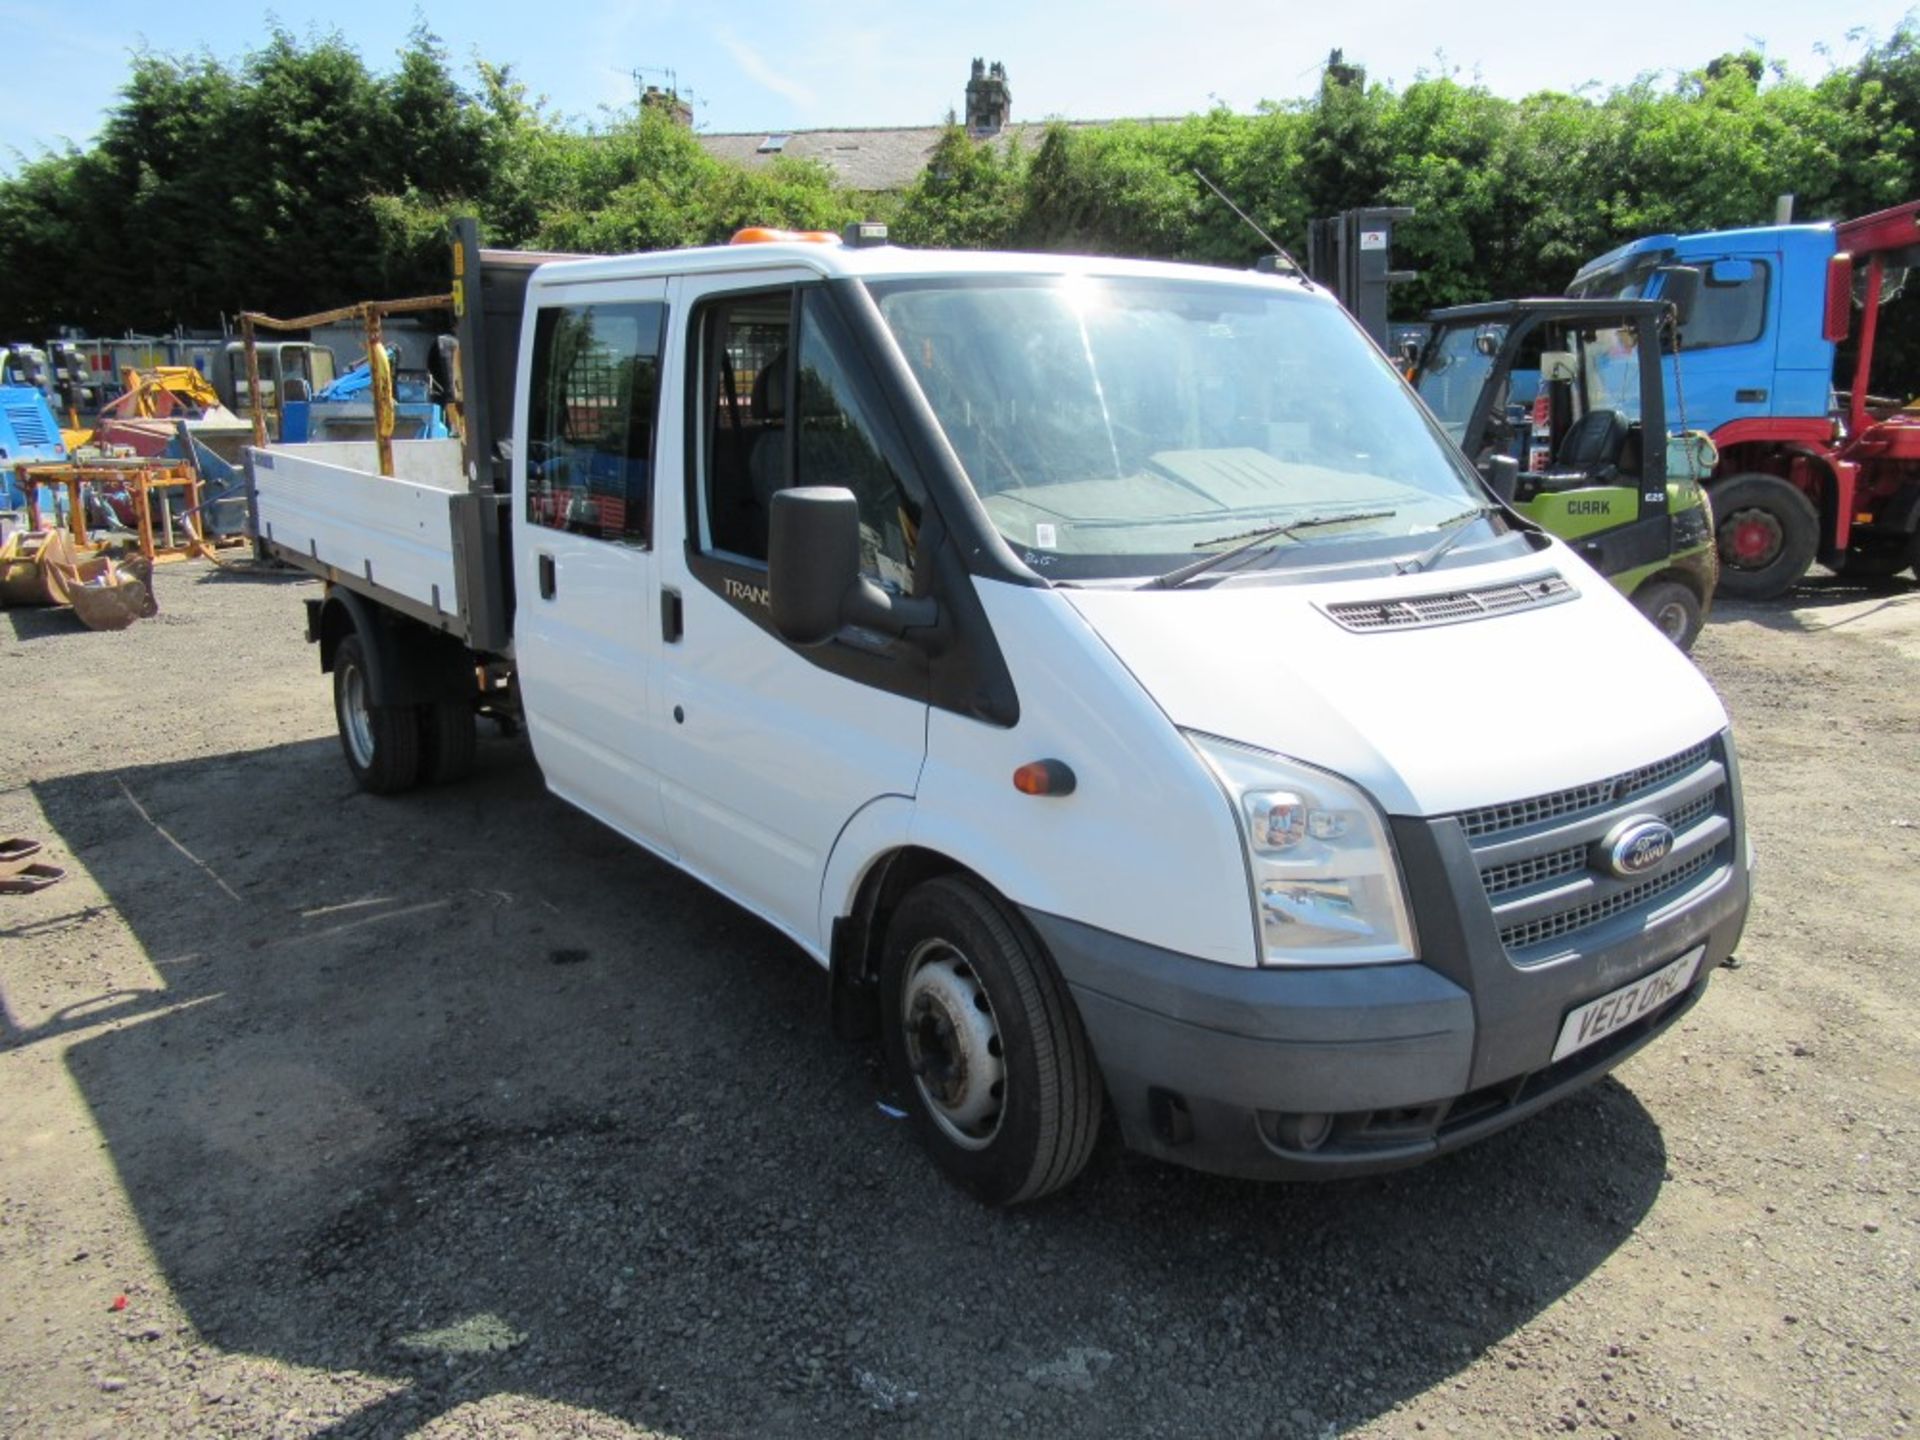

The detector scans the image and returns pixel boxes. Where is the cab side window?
[699,294,792,560]
[795,290,917,588]
[526,301,665,545]
[697,287,919,586]
[1685,261,1769,350]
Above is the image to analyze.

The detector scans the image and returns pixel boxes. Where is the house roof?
[695,119,1165,193]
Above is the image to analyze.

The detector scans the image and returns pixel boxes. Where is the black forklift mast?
[1305,207,1417,349]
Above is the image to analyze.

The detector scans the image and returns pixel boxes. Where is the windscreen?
[1415,324,1506,440]
[871,275,1486,579]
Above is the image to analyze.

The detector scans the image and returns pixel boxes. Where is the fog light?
[1270,1111,1333,1152]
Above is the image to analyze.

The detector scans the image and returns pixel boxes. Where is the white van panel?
[1064,543,1729,818]
[914,581,1257,969]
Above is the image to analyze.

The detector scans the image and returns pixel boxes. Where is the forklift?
[1411,296,1719,650]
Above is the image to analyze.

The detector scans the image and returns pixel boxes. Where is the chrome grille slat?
[1459,741,1713,842]
[1498,852,1718,951]
[1479,789,1725,897]
[1467,759,1726,867]
[1322,572,1573,634]
[1487,817,1729,928]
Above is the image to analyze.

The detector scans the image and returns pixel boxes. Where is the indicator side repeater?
[1013,760,1076,797]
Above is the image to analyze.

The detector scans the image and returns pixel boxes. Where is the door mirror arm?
[770,486,939,648]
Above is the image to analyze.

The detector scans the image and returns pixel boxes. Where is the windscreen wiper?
[1143,509,1396,590]
[1396,506,1494,575]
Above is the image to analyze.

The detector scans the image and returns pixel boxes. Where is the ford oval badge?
[1598,817,1676,878]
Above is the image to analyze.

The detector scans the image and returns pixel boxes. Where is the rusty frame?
[239,293,454,477]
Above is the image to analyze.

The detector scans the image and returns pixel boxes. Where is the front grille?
[1459,741,1712,841]
[1479,787,1724,897]
[1457,738,1733,959]
[1498,850,1716,950]
[1322,572,1573,633]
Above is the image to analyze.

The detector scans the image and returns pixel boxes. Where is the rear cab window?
[526,301,667,545]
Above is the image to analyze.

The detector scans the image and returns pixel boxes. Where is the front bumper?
[1029,813,1751,1182]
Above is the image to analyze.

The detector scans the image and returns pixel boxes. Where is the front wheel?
[1712,473,1818,600]
[1632,579,1705,651]
[880,876,1102,1205]
[333,634,421,794]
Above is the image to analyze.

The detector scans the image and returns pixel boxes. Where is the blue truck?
[1568,201,1920,597]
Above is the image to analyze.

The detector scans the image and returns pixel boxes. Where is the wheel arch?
[311,588,474,708]
[828,842,988,1043]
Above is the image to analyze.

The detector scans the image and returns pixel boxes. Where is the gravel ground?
[0,558,1915,1439]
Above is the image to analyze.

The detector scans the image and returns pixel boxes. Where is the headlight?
[1187,732,1416,966]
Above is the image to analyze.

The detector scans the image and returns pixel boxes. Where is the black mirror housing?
[769,486,937,647]
[1481,453,1521,506]
[1654,265,1703,330]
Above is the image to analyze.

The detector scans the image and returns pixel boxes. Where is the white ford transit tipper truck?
[247,220,1752,1205]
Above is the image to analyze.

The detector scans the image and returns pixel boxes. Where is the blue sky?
[2,0,1915,170]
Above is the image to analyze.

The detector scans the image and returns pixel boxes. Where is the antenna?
[1191,169,1310,283]
[631,65,701,109]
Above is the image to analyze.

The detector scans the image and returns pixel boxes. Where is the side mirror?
[768,486,936,647]
[1481,453,1520,505]
[1654,265,1702,329]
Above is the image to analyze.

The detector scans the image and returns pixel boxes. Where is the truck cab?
[249,224,1753,1204]
[1568,203,1920,595]
[1571,223,1835,432]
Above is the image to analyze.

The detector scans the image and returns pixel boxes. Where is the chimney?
[641,84,693,127]
[965,58,1011,136]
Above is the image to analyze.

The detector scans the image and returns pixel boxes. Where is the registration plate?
[1550,946,1705,1063]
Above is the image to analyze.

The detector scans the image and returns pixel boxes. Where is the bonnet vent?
[1321,572,1574,633]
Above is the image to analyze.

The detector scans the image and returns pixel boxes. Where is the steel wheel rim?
[341,664,376,769]
[1653,600,1690,641]
[1723,508,1783,570]
[901,938,1006,1151]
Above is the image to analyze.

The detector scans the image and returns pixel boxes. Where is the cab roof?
[522,241,1329,296]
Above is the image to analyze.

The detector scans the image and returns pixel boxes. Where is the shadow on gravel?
[3,604,86,642]
[194,558,319,586]
[1711,570,1919,634]
[22,738,1673,1439]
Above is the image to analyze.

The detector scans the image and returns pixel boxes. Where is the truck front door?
[652,273,929,952]
[1664,253,1780,431]
[512,280,675,852]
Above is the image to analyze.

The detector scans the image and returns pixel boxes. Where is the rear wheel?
[1632,579,1705,651]
[418,697,477,785]
[880,876,1102,1205]
[333,634,421,794]
[1711,473,1819,600]
[1836,538,1915,582]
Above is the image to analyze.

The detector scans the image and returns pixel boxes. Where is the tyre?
[1836,539,1914,582]
[333,634,421,794]
[418,697,477,785]
[1631,579,1705,651]
[879,876,1102,1205]
[1711,473,1818,600]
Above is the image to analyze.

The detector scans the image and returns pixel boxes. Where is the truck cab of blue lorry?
[1569,201,1920,596]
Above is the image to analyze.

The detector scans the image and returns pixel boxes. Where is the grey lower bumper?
[1026,852,1749,1181]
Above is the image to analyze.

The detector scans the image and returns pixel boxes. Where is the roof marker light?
[730,227,841,246]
